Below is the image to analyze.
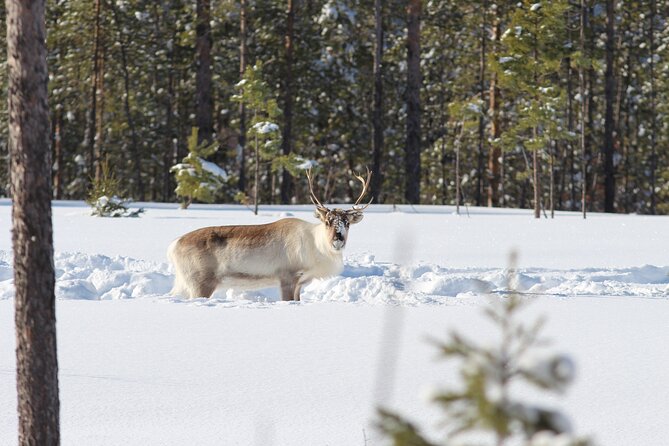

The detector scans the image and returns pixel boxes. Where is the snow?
[198,158,228,181]
[251,121,279,134]
[296,158,318,170]
[1,200,669,445]
[170,162,196,176]
[466,102,482,114]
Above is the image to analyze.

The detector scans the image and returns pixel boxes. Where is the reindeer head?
[306,168,372,251]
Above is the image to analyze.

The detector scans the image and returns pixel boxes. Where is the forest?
[0,0,667,215]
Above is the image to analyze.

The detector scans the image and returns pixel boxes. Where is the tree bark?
[476,0,487,207]
[7,0,60,443]
[94,45,106,181]
[580,0,588,218]
[254,131,259,215]
[532,128,540,219]
[532,17,540,219]
[564,8,576,211]
[238,0,248,194]
[455,125,463,214]
[405,0,421,204]
[550,140,555,218]
[566,53,576,210]
[648,0,657,214]
[85,0,103,181]
[280,0,296,204]
[603,0,616,212]
[52,109,63,200]
[370,0,384,204]
[158,1,177,202]
[196,0,213,145]
[109,1,144,200]
[488,16,501,207]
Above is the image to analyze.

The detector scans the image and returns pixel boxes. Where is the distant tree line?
[0,0,667,215]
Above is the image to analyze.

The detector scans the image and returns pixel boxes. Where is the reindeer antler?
[351,167,373,211]
[306,169,328,210]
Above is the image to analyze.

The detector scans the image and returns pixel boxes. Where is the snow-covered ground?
[1,199,668,445]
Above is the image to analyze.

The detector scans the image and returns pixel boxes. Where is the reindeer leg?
[281,273,304,301]
[194,283,216,299]
[280,276,295,301]
[193,272,217,298]
[293,275,310,301]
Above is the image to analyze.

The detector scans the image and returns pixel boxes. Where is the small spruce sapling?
[233,62,281,214]
[171,127,229,209]
[86,160,144,217]
[377,253,591,446]
[234,63,311,213]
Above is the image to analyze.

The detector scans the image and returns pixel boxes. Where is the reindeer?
[167,169,371,300]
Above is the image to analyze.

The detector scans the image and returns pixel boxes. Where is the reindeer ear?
[314,208,328,221]
[346,210,364,224]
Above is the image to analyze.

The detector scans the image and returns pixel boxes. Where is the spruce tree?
[378,258,591,446]
[496,1,572,218]
[171,127,229,209]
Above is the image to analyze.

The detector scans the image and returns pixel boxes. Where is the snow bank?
[1,251,666,304]
[0,251,172,301]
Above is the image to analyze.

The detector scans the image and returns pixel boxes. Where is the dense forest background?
[0,0,667,214]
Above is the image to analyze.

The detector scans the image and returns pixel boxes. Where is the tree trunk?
[7,0,60,443]
[602,0,616,212]
[532,20,540,219]
[550,140,555,218]
[163,3,177,202]
[85,0,103,181]
[476,0,487,207]
[109,1,144,200]
[94,46,106,181]
[280,0,296,204]
[487,13,501,207]
[580,0,588,219]
[532,127,541,219]
[370,0,384,204]
[564,9,576,211]
[238,0,248,194]
[456,126,461,215]
[648,0,657,214]
[254,132,259,215]
[566,53,576,211]
[196,0,213,146]
[52,109,63,200]
[405,0,421,204]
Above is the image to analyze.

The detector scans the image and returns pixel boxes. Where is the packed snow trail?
[1,251,666,304]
